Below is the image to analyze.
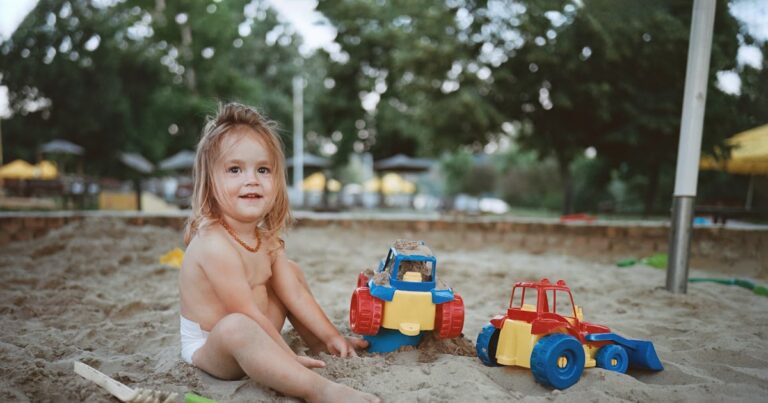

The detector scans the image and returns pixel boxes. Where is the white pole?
[745,175,754,210]
[0,116,4,166]
[667,0,716,294]
[292,76,304,206]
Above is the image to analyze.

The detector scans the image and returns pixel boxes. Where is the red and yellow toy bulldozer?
[476,278,663,389]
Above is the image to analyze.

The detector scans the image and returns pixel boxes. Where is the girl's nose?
[245,172,261,186]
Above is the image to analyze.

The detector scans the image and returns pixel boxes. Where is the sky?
[0,0,765,116]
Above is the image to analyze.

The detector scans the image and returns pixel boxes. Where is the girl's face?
[212,128,275,224]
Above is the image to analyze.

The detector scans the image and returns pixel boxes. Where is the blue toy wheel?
[596,344,629,374]
[475,323,500,366]
[530,334,585,389]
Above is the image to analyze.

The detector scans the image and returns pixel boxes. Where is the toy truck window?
[510,286,538,311]
[545,289,555,313]
[397,259,432,281]
[383,250,394,272]
[554,290,575,318]
[384,258,394,278]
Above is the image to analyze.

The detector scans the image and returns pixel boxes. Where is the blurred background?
[0,0,765,223]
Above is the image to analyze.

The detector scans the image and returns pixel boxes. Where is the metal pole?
[745,175,754,211]
[0,116,3,166]
[667,0,716,294]
[292,76,304,207]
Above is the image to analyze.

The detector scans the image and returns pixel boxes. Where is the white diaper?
[180,315,209,365]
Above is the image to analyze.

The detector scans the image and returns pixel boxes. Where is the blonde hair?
[184,102,291,251]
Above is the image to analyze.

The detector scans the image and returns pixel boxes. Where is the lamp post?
[292,75,304,207]
[666,0,716,294]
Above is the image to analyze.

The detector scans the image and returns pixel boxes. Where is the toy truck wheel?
[476,323,500,366]
[596,344,629,374]
[435,293,464,339]
[356,272,370,288]
[530,334,585,389]
[349,287,383,336]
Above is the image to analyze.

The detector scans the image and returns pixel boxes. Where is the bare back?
[179,225,274,331]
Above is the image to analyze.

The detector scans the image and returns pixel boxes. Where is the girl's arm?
[270,248,351,353]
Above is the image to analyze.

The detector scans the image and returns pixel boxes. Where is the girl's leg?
[191,313,378,403]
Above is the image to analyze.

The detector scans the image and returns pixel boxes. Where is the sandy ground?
[1,218,767,402]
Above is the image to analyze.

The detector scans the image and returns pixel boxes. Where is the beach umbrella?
[119,152,154,174]
[0,160,59,179]
[39,139,84,155]
[372,154,431,207]
[699,124,768,175]
[364,174,416,194]
[36,160,59,179]
[158,150,196,171]
[373,154,433,173]
[286,153,331,169]
[700,124,768,209]
[301,172,342,192]
[0,159,37,179]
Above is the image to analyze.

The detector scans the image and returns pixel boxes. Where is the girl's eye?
[227,166,242,174]
[258,167,271,174]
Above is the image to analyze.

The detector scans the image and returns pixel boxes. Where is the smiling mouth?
[239,193,263,199]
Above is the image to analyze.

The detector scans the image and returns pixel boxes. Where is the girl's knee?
[217,312,250,329]
[215,313,263,347]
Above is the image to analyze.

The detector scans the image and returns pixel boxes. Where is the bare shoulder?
[184,225,242,272]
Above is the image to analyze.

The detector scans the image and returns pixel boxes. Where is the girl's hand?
[296,355,325,369]
[327,335,369,358]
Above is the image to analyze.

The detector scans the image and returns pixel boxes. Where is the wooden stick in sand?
[74,361,178,403]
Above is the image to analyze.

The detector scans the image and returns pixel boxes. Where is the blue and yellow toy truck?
[349,240,464,352]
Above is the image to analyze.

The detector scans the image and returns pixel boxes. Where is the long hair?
[184,102,291,251]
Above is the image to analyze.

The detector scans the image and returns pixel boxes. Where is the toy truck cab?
[349,240,464,352]
[477,279,662,389]
[497,280,609,344]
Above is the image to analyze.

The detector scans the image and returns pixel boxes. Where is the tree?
[488,0,743,215]
[315,0,503,168]
[0,0,310,177]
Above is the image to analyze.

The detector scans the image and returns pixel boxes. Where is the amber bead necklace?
[221,220,261,253]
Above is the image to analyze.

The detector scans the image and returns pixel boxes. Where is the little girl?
[179,102,379,403]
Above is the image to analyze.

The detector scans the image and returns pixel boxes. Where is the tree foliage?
[1,0,762,214]
[0,0,308,177]
[315,0,504,165]
[488,0,743,214]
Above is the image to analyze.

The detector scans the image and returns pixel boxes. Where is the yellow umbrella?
[301,172,342,192]
[302,172,326,191]
[700,124,768,209]
[381,173,416,194]
[700,124,768,175]
[0,159,37,179]
[36,160,59,179]
[365,174,417,194]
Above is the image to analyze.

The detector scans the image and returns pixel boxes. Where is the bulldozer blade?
[585,333,663,371]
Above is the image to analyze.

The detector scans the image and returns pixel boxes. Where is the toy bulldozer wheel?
[530,334,585,389]
[476,323,500,366]
[435,293,464,339]
[349,287,383,335]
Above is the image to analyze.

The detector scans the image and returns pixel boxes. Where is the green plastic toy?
[616,253,667,269]
[185,392,218,403]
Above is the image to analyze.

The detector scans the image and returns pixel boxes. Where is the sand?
[1,217,767,402]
